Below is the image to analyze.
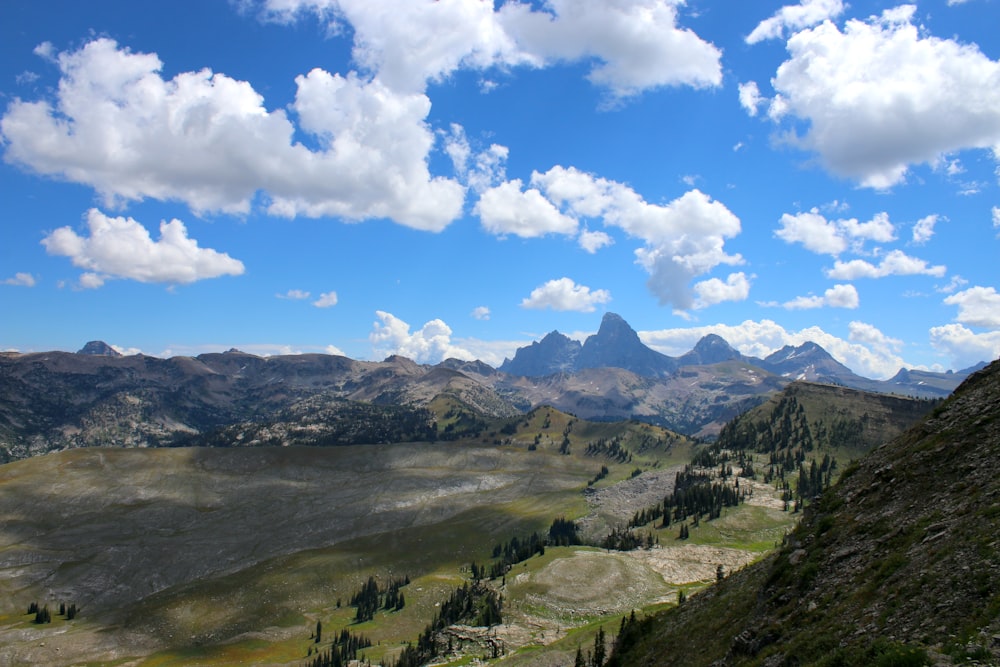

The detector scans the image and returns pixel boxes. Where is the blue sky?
[2,0,999,378]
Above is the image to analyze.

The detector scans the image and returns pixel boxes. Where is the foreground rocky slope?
[609,359,1000,666]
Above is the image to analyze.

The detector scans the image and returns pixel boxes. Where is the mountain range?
[0,313,982,461]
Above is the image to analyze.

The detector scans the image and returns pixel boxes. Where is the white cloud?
[278,289,311,300]
[640,318,910,379]
[369,310,475,363]
[936,275,969,294]
[825,249,946,280]
[774,208,897,256]
[0,38,464,231]
[499,0,723,99]
[41,209,244,288]
[443,124,509,193]
[475,179,578,238]
[325,344,346,356]
[782,283,859,309]
[944,286,1000,328]
[15,71,40,86]
[520,277,611,312]
[738,81,763,117]
[3,272,36,287]
[840,211,896,243]
[471,306,491,321]
[313,291,339,308]
[526,166,743,310]
[992,206,1000,232]
[848,320,903,354]
[775,210,847,255]
[263,0,722,99]
[911,214,940,244]
[578,228,614,254]
[746,0,845,44]
[764,6,1000,188]
[929,324,1000,369]
[692,272,751,309]
[110,344,143,356]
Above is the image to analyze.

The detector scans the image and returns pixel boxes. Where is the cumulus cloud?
[369,310,475,363]
[692,272,751,309]
[825,249,946,280]
[3,272,36,287]
[763,6,1000,188]
[746,0,845,44]
[519,166,743,310]
[640,318,909,379]
[41,209,244,288]
[471,306,491,320]
[475,179,578,237]
[943,286,1000,328]
[929,324,1000,369]
[520,277,611,312]
[443,124,509,193]
[782,285,860,310]
[0,38,464,230]
[738,81,763,116]
[993,206,1000,233]
[262,0,722,99]
[313,291,339,308]
[781,283,859,310]
[498,0,723,99]
[578,228,614,254]
[774,210,847,255]
[911,214,940,244]
[774,208,896,256]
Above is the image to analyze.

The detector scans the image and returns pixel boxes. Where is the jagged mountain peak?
[498,329,581,377]
[679,333,743,366]
[579,313,676,376]
[76,341,121,357]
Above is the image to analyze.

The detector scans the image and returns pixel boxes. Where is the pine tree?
[315,620,322,644]
[592,626,606,667]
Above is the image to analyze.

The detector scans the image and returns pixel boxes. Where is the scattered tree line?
[588,465,610,486]
[349,575,409,623]
[626,466,746,534]
[585,436,633,463]
[601,526,658,551]
[26,601,77,624]
[472,518,582,580]
[303,627,372,667]
[390,581,503,667]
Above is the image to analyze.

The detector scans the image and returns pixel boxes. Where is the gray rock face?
[499,330,582,376]
[77,341,121,357]
[577,313,677,377]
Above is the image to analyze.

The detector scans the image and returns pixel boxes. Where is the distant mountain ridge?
[0,318,983,461]
[501,312,977,395]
